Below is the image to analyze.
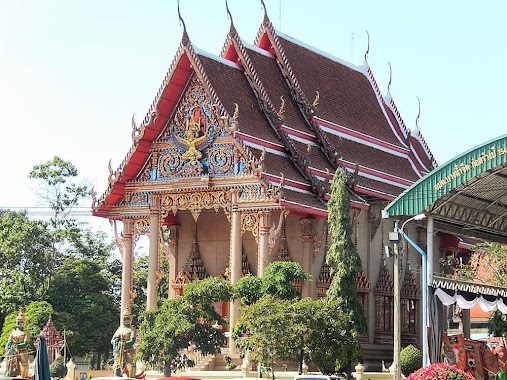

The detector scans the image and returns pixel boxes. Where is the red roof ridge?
[93,38,274,214]
[383,89,437,170]
[224,28,332,198]
[412,125,438,168]
[362,63,413,150]
[255,20,340,168]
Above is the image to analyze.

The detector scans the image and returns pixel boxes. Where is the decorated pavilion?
[92,3,437,368]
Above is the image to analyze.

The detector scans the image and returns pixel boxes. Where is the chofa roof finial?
[387,62,392,93]
[415,96,421,133]
[177,0,189,44]
[364,29,370,62]
[225,0,236,35]
[260,0,270,24]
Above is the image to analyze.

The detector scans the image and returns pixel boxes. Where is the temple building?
[92,4,437,368]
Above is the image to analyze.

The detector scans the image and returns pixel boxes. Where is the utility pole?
[392,225,401,380]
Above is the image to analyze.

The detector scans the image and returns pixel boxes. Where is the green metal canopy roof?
[383,134,507,243]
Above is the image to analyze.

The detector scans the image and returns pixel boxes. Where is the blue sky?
[1,0,506,226]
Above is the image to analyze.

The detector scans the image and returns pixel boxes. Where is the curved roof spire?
[414,96,421,133]
[225,0,237,35]
[177,0,189,45]
[387,62,392,92]
[260,0,270,24]
[364,30,370,63]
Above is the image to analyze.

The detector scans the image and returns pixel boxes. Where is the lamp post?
[391,213,427,380]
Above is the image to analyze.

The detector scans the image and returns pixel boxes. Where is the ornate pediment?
[135,76,250,181]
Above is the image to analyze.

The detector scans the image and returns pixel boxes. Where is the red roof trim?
[279,199,328,218]
[339,159,412,187]
[353,184,396,201]
[281,125,319,143]
[93,47,194,215]
[235,131,286,152]
[262,172,311,191]
[315,117,408,155]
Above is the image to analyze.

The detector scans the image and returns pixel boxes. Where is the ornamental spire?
[177,0,189,45]
[387,62,392,93]
[260,0,270,25]
[364,29,370,63]
[414,96,421,134]
[225,0,237,36]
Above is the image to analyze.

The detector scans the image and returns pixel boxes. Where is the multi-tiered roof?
[92,6,437,219]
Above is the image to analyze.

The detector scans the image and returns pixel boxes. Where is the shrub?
[400,344,422,376]
[407,363,475,380]
[50,356,68,379]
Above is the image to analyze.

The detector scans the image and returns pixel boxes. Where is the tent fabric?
[435,288,507,314]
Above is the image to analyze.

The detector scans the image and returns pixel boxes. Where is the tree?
[233,296,353,378]
[233,261,309,306]
[50,356,68,379]
[137,276,232,376]
[0,210,53,322]
[0,301,54,353]
[261,261,309,300]
[29,157,91,286]
[46,258,118,362]
[326,168,367,376]
[303,298,358,374]
[450,243,507,337]
[234,275,263,306]
[28,156,90,232]
[233,295,294,380]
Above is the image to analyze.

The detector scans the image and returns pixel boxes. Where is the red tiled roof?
[275,35,404,148]
[94,18,438,218]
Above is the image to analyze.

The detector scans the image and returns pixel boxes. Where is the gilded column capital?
[230,188,241,209]
[122,219,134,237]
[149,194,161,212]
[259,211,271,236]
[300,217,317,242]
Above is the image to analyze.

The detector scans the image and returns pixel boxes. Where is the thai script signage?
[434,143,507,191]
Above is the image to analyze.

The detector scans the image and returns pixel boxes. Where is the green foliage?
[0,301,54,353]
[28,156,90,230]
[46,258,117,357]
[233,295,293,369]
[137,276,232,376]
[0,312,16,350]
[50,356,68,379]
[400,344,422,376]
[223,355,237,370]
[326,168,367,364]
[326,169,367,331]
[234,275,263,306]
[233,296,353,376]
[233,262,309,307]
[489,310,507,337]
[131,255,147,327]
[450,243,507,336]
[261,261,309,300]
[0,210,53,315]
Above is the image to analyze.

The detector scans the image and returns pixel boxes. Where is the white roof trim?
[193,46,243,70]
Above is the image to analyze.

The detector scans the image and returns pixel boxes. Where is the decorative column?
[147,196,160,311]
[301,218,317,299]
[120,220,134,321]
[166,225,180,299]
[229,189,242,351]
[258,211,271,277]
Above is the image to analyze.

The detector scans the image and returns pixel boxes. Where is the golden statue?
[176,112,209,165]
[111,306,136,377]
[5,307,30,378]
